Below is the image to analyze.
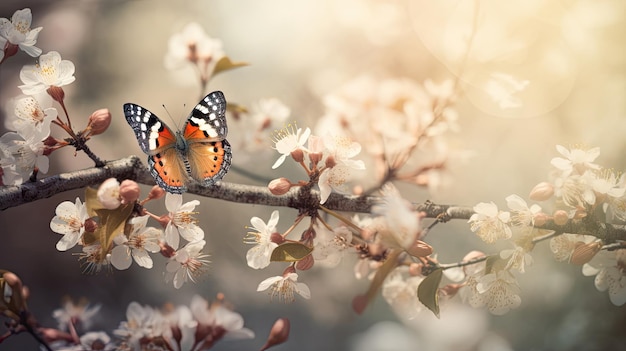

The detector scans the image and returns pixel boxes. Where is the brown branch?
[0,156,625,244]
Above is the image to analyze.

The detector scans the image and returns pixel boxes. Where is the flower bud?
[352,294,368,315]
[270,232,286,245]
[268,177,292,195]
[569,241,602,265]
[86,108,112,136]
[290,149,304,163]
[97,178,121,209]
[325,155,337,168]
[406,240,433,258]
[529,182,554,201]
[84,218,98,233]
[46,86,65,103]
[309,152,323,166]
[408,263,423,276]
[553,210,569,226]
[147,185,166,201]
[260,318,291,351]
[159,241,177,258]
[440,283,463,298]
[119,180,140,204]
[533,212,549,226]
[295,254,314,271]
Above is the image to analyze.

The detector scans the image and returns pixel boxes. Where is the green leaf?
[213,56,249,77]
[93,203,133,256]
[84,187,105,217]
[270,242,313,262]
[417,268,443,318]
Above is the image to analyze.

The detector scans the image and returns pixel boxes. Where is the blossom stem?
[282,214,306,238]
[318,205,362,232]
[439,255,488,270]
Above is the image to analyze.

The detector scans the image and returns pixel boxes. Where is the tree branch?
[0,156,625,243]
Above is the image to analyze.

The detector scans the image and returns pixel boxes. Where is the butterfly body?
[124,91,232,194]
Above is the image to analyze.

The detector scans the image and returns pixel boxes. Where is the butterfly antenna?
[162,104,181,130]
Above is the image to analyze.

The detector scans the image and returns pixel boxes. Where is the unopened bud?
[290,149,304,163]
[46,86,65,104]
[406,240,433,258]
[529,182,554,201]
[147,185,166,201]
[97,178,121,209]
[569,241,602,265]
[325,155,337,168]
[533,212,549,226]
[309,152,323,166]
[3,43,18,60]
[84,218,98,233]
[295,254,314,271]
[159,241,177,258]
[352,294,368,315]
[270,232,286,245]
[268,177,292,195]
[440,283,463,298]
[119,180,140,204]
[553,210,569,226]
[408,263,423,276]
[260,318,291,351]
[86,108,112,136]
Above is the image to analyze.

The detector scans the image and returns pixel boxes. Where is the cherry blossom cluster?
[315,76,463,191]
[465,145,626,312]
[0,8,111,186]
[1,271,256,350]
[49,178,211,289]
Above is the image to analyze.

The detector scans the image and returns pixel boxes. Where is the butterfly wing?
[182,91,232,186]
[123,103,189,194]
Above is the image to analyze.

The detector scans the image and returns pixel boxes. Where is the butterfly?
[123,91,232,194]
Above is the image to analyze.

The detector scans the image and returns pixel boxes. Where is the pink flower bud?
[86,108,112,136]
[270,232,285,245]
[352,294,368,315]
[268,177,292,195]
[406,240,433,257]
[295,254,314,271]
[46,86,65,104]
[309,152,322,166]
[529,182,554,201]
[553,210,569,226]
[408,263,423,276]
[440,283,463,298]
[569,241,601,265]
[260,318,291,351]
[290,149,304,163]
[325,155,337,168]
[84,218,98,233]
[147,185,166,201]
[119,180,140,204]
[533,212,549,226]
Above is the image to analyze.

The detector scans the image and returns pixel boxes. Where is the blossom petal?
[257,276,283,291]
[132,249,153,269]
[111,246,132,270]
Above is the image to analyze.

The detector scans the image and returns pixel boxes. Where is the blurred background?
[0,0,625,350]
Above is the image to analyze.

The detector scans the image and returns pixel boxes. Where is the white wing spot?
[190,117,218,138]
[209,113,217,120]
[196,104,209,114]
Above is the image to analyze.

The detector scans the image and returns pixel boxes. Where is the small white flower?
[505,194,541,228]
[322,134,365,170]
[11,94,56,138]
[257,272,311,302]
[0,8,43,57]
[313,225,353,268]
[463,270,521,315]
[97,178,121,210]
[165,240,210,289]
[164,193,204,250]
[79,331,115,351]
[50,197,89,251]
[189,295,255,341]
[551,144,600,176]
[244,210,280,269]
[114,302,168,350]
[468,202,512,244]
[18,51,76,95]
[110,215,162,270]
[252,98,291,126]
[372,184,421,250]
[500,245,533,273]
[271,124,310,169]
[164,22,224,70]
[52,298,101,331]
[582,249,626,306]
[0,129,49,183]
[381,267,424,320]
